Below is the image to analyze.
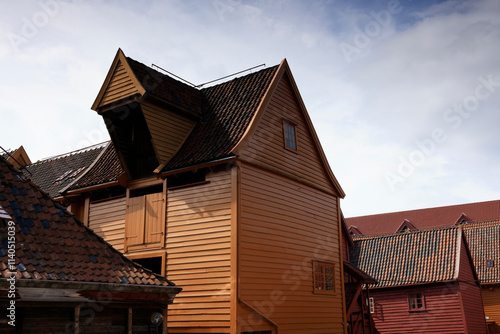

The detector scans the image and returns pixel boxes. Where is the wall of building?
[369,284,467,333]
[166,167,233,333]
[238,162,344,333]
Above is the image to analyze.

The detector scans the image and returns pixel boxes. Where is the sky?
[1,0,499,217]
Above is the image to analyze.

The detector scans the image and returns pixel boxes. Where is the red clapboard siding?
[370,284,466,333]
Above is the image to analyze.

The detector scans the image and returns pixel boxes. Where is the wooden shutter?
[125,196,145,247]
[144,193,165,245]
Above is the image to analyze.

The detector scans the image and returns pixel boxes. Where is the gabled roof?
[346,200,500,236]
[1,145,31,169]
[395,219,418,233]
[0,156,181,298]
[349,227,469,288]
[463,220,500,284]
[66,141,124,191]
[23,143,107,198]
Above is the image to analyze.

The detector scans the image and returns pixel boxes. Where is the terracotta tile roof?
[68,141,124,190]
[23,143,107,198]
[346,200,500,236]
[464,220,500,284]
[0,156,178,289]
[349,227,462,288]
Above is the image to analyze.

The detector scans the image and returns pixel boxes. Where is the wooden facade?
[483,285,500,333]
[62,50,348,333]
[350,227,487,333]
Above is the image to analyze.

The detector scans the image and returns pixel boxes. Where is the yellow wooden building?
[62,49,347,333]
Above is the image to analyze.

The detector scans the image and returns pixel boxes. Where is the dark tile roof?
[349,227,461,288]
[126,57,203,117]
[68,141,124,190]
[346,200,500,236]
[163,65,278,170]
[464,220,500,284]
[67,61,278,190]
[0,156,177,288]
[23,143,107,198]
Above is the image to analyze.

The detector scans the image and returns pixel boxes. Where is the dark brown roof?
[163,65,278,171]
[346,200,500,236]
[67,61,279,191]
[464,220,500,284]
[0,156,178,289]
[68,141,124,190]
[349,227,463,288]
[23,143,106,198]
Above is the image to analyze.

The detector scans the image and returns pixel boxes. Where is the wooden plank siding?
[238,162,344,333]
[482,287,500,333]
[458,236,488,333]
[166,168,233,333]
[370,284,467,333]
[88,197,126,252]
[241,73,335,195]
[100,59,140,107]
[141,101,196,165]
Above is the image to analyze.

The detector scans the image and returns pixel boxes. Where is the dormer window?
[283,120,297,151]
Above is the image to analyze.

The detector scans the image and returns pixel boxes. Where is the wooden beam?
[74,306,80,334]
[162,308,168,334]
[128,308,133,334]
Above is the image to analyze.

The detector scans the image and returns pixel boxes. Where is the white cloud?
[1,0,499,215]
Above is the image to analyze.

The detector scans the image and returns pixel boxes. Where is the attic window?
[486,260,495,268]
[167,169,207,189]
[283,120,297,151]
[408,292,425,311]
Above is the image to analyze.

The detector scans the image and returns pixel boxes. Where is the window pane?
[325,266,334,291]
[315,264,324,290]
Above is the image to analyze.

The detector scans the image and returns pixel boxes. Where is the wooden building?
[464,220,500,333]
[0,155,181,333]
[341,216,378,334]
[350,226,487,333]
[347,201,500,332]
[56,49,348,333]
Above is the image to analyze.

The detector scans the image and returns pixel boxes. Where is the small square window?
[313,261,335,294]
[283,121,297,151]
[486,259,495,268]
[408,292,425,311]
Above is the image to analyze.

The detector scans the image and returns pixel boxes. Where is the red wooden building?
[347,201,500,332]
[350,226,487,333]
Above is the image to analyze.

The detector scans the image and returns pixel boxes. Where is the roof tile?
[0,156,177,288]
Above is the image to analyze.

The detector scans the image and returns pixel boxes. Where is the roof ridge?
[353,225,460,240]
[347,199,500,219]
[31,141,110,165]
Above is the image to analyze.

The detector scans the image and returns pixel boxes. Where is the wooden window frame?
[127,250,167,276]
[486,259,495,268]
[313,261,335,294]
[124,179,166,252]
[408,292,425,311]
[282,120,297,152]
[369,297,375,314]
